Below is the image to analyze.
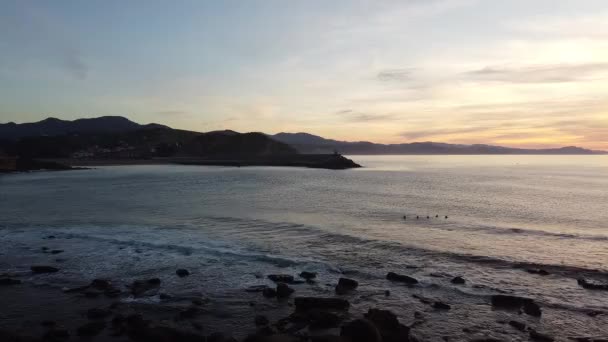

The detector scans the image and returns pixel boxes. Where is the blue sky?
[1,0,607,149]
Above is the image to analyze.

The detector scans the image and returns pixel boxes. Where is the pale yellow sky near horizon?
[1,1,607,150]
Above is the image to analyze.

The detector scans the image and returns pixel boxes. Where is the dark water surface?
[1,155,607,340]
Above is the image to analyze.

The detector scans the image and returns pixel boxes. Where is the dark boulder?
[335,277,359,295]
[31,265,59,273]
[43,328,70,340]
[433,301,451,310]
[299,271,317,280]
[307,310,343,330]
[176,269,190,277]
[268,275,295,283]
[91,279,112,290]
[508,320,527,332]
[451,276,466,284]
[87,307,111,320]
[276,283,294,298]
[77,321,106,337]
[179,307,200,319]
[341,319,382,342]
[523,301,542,317]
[294,297,350,310]
[491,295,541,317]
[129,278,161,297]
[529,330,554,342]
[0,278,21,285]
[263,288,277,298]
[386,272,418,284]
[364,309,401,331]
[255,315,270,326]
[526,269,550,276]
[577,278,608,290]
[50,250,64,254]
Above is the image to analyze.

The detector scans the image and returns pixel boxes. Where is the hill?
[271,133,606,155]
[0,116,167,141]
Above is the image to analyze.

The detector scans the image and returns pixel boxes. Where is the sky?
[1,0,607,150]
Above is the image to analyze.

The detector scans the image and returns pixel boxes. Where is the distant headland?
[0,116,361,171]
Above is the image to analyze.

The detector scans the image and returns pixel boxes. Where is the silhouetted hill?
[272,132,606,155]
[0,117,296,160]
[0,116,167,140]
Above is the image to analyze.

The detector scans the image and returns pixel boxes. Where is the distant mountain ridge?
[0,117,604,155]
[271,132,606,155]
[0,116,167,140]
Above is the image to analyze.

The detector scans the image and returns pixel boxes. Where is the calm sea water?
[1,155,607,339]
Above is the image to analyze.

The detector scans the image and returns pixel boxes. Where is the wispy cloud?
[377,69,415,82]
[336,109,398,122]
[464,63,608,83]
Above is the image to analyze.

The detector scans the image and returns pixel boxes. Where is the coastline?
[42,154,362,170]
[1,229,607,342]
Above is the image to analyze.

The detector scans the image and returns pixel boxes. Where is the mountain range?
[0,116,605,155]
[271,132,606,155]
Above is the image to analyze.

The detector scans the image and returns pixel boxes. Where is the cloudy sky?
[1,0,607,149]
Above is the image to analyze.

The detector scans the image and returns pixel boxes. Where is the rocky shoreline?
[1,232,608,342]
[3,262,607,342]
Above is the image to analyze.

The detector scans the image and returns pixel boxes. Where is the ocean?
[1,155,607,340]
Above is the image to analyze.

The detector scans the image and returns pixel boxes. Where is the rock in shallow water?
[294,297,350,310]
[299,271,317,280]
[176,269,190,277]
[0,278,21,285]
[490,294,542,316]
[451,276,466,284]
[386,272,418,284]
[276,283,294,298]
[30,265,59,273]
[268,275,295,283]
[341,319,382,342]
[335,277,358,294]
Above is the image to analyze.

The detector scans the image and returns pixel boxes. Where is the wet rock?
[77,321,106,337]
[577,278,608,290]
[0,278,21,285]
[268,274,295,283]
[412,294,433,304]
[208,332,238,342]
[386,272,418,284]
[179,307,200,319]
[335,277,359,294]
[129,278,161,297]
[247,285,270,293]
[433,301,451,310]
[255,315,270,326]
[587,310,604,317]
[50,250,64,254]
[30,265,59,273]
[308,310,343,330]
[451,276,466,284]
[263,288,277,298]
[526,269,550,276]
[508,320,527,332]
[364,309,401,331]
[523,300,542,317]
[341,319,382,342]
[191,298,206,306]
[176,269,190,277]
[91,279,112,290]
[87,307,111,319]
[384,290,390,297]
[491,294,541,316]
[276,283,294,298]
[294,297,350,310]
[529,330,554,342]
[299,271,317,280]
[43,328,69,340]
